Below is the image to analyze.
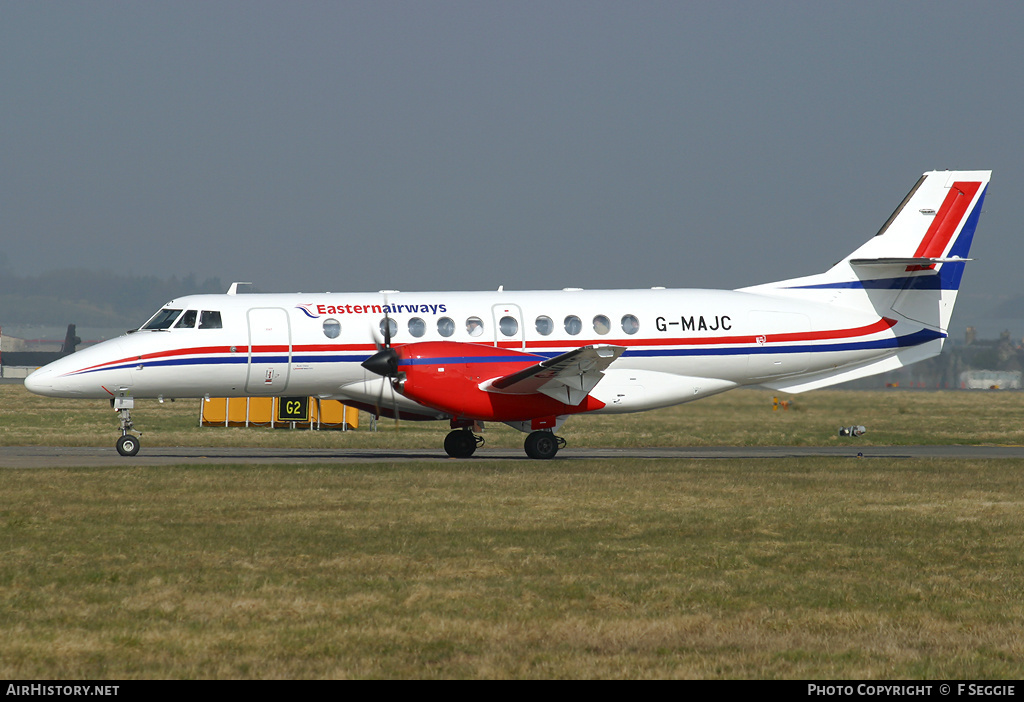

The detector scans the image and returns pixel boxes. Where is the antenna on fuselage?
[227,282,252,295]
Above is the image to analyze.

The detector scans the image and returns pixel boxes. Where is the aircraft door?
[246,307,292,394]
[492,303,525,349]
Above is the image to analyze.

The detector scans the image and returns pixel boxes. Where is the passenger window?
[466,316,484,337]
[593,315,610,335]
[379,317,398,340]
[199,310,222,329]
[175,310,198,329]
[437,317,455,337]
[535,316,553,336]
[499,316,518,337]
[408,317,426,338]
[621,314,640,335]
[564,315,582,335]
[323,318,341,339]
[142,308,182,330]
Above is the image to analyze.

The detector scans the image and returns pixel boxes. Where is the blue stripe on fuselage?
[398,354,544,367]
[622,329,943,358]
[788,270,961,291]
[66,331,943,376]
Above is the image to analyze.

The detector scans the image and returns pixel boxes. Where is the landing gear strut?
[524,430,565,460]
[444,429,484,458]
[112,394,141,456]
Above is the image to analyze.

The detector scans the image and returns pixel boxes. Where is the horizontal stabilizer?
[484,344,624,405]
[850,257,972,266]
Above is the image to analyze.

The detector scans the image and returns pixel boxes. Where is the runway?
[3,444,1024,467]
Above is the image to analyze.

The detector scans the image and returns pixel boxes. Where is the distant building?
[0,329,29,352]
[959,370,1022,390]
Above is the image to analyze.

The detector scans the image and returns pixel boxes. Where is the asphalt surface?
[3,444,1024,467]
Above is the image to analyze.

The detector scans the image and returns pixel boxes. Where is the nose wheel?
[116,433,140,457]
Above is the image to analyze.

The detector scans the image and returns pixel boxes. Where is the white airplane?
[26,169,991,459]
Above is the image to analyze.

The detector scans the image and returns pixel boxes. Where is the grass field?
[4,383,1024,450]
[2,384,1024,678]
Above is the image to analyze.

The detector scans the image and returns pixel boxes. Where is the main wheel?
[116,434,140,457]
[524,431,559,460]
[444,430,477,458]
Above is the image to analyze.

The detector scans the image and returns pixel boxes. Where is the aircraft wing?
[483,344,625,405]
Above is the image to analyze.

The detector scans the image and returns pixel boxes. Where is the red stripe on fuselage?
[514,317,896,350]
[66,342,380,375]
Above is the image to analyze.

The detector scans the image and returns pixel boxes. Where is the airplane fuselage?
[26,287,904,416]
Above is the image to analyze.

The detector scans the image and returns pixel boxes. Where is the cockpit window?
[199,310,223,329]
[142,308,183,330]
[175,310,198,328]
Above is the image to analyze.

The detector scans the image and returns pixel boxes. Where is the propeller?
[362,302,400,377]
[361,295,403,425]
[362,322,399,377]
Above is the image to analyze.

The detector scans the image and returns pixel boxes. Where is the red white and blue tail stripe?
[741,170,990,331]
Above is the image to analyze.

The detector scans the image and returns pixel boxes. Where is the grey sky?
[3,1,1022,333]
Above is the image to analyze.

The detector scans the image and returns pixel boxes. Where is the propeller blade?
[365,290,400,424]
[378,291,394,349]
[389,379,401,428]
[375,373,387,420]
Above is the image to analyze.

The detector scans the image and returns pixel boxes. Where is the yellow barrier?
[200,397,358,430]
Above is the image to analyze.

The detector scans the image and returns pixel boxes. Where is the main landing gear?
[524,430,566,460]
[112,394,141,456]
[444,429,485,458]
[443,427,566,459]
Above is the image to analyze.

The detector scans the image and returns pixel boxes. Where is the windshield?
[141,308,183,330]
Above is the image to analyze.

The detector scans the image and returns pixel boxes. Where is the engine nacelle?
[394,341,606,421]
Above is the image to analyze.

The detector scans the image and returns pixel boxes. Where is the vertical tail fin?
[741,170,991,333]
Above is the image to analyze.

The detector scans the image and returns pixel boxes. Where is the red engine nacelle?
[394,341,605,421]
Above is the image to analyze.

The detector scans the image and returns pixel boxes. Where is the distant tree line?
[0,268,223,328]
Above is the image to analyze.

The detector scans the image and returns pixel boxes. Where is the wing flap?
[484,344,625,406]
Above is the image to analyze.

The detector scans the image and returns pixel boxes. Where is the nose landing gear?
[112,394,141,456]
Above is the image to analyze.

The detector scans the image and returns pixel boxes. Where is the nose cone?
[24,366,56,396]
[22,338,133,398]
[23,357,87,397]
